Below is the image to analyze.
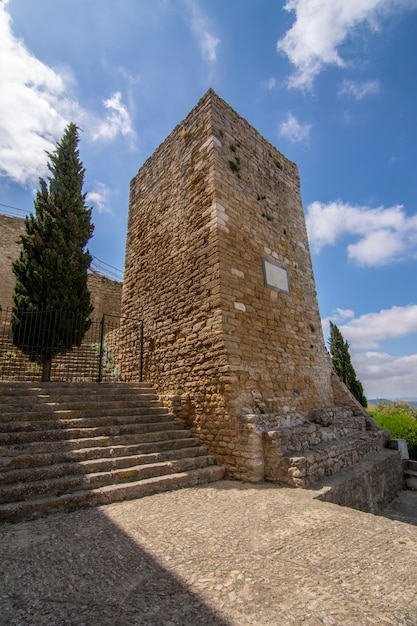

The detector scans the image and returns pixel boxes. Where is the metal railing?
[0,308,143,383]
[89,259,123,283]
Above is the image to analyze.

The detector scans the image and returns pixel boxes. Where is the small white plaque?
[262,258,290,294]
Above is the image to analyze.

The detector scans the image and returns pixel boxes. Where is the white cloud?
[278,0,417,89]
[347,228,406,265]
[322,308,355,342]
[0,1,69,183]
[353,351,417,398]
[324,305,417,350]
[338,79,380,99]
[0,2,136,186]
[323,305,417,398]
[263,77,278,91]
[185,0,220,63]
[200,31,220,62]
[306,200,417,265]
[86,183,112,214]
[91,92,136,142]
[334,308,355,321]
[279,113,312,143]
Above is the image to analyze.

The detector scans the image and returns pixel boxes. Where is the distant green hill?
[369,398,417,408]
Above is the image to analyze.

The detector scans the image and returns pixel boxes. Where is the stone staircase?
[261,406,405,512]
[405,459,417,490]
[0,382,224,523]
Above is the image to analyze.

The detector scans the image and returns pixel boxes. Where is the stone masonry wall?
[0,215,25,312]
[122,90,335,480]
[122,92,246,475]
[87,271,122,320]
[0,214,122,319]
[209,93,333,417]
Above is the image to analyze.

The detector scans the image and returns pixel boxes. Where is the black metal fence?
[0,308,143,383]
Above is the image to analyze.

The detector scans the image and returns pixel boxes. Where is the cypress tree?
[12,123,94,381]
[329,321,367,407]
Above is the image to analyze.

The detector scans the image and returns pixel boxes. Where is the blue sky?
[1,0,416,400]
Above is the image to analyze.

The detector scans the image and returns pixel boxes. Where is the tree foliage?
[12,123,94,381]
[368,401,417,460]
[329,321,367,407]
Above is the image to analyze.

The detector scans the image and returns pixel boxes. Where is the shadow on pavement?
[377,489,417,526]
[0,506,229,625]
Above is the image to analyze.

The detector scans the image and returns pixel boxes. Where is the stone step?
[0,454,218,504]
[263,420,369,455]
[285,431,386,487]
[311,448,404,513]
[405,467,417,490]
[0,466,225,523]
[0,428,196,457]
[265,430,386,488]
[0,382,154,396]
[0,445,210,485]
[0,393,162,412]
[1,437,202,471]
[0,393,162,413]
[0,419,185,445]
[408,459,417,471]
[0,386,161,401]
[0,412,177,432]
[0,405,168,422]
[0,391,156,402]
[0,380,224,522]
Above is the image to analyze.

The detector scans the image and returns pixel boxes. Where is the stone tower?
[122,90,401,495]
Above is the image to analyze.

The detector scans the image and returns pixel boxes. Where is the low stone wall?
[314,448,405,513]
[264,429,388,487]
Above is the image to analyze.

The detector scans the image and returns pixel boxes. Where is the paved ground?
[1,481,417,626]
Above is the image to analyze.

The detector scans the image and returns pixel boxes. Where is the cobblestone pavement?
[1,481,416,625]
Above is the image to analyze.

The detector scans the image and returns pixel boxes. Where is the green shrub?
[92,342,122,380]
[368,402,417,460]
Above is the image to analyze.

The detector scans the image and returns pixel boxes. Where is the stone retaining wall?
[0,214,122,319]
[87,271,122,320]
[314,448,405,513]
[0,215,25,313]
